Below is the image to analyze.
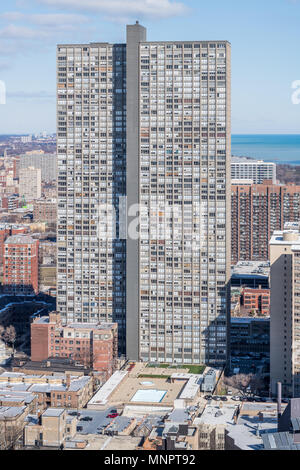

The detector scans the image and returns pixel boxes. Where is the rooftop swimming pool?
[131,389,167,403]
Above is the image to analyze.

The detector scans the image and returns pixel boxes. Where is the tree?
[2,326,16,356]
[223,373,263,397]
[0,419,24,450]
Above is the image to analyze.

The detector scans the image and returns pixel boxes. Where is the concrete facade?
[126,25,231,365]
[270,225,300,397]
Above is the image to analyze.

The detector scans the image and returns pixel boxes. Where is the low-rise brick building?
[0,371,94,410]
[240,287,270,316]
[31,313,118,379]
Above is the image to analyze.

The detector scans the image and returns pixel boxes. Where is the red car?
[107,413,119,419]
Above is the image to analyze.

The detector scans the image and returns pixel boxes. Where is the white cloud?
[31,13,90,26]
[37,0,189,19]
[0,24,46,40]
[0,12,92,42]
[1,12,90,27]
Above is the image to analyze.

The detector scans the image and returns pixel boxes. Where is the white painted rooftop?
[87,371,128,408]
[179,375,203,400]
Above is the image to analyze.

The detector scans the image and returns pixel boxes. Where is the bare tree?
[224,373,263,397]
[2,326,16,356]
[0,420,24,450]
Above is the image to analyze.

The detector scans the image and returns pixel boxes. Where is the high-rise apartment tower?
[57,23,231,365]
[270,224,300,398]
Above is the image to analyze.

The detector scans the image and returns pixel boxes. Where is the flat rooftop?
[43,408,65,418]
[0,405,26,419]
[231,156,275,165]
[5,234,35,245]
[65,435,142,451]
[226,414,278,450]
[270,229,300,246]
[88,373,189,409]
[195,404,238,426]
[231,261,270,278]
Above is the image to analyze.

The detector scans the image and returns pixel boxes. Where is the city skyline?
[0,0,299,134]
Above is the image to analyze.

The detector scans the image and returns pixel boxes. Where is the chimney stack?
[277,382,282,427]
[66,374,71,388]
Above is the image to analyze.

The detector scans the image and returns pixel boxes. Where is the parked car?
[220,397,228,402]
[204,395,212,400]
[107,413,119,419]
[80,416,93,422]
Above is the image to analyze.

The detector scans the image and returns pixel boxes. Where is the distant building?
[240,287,270,316]
[19,166,42,202]
[231,317,270,356]
[38,240,56,294]
[262,398,300,450]
[231,156,276,184]
[231,182,300,263]
[19,151,56,182]
[270,226,300,397]
[231,261,270,289]
[194,403,239,450]
[0,194,19,211]
[225,402,279,450]
[31,313,118,379]
[20,135,32,144]
[0,404,32,449]
[0,371,93,411]
[2,234,39,295]
[143,422,199,450]
[24,408,68,448]
[33,198,57,223]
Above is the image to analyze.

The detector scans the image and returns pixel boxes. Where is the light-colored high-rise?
[231,156,276,184]
[56,41,126,351]
[270,223,300,397]
[126,24,231,365]
[57,23,231,365]
[19,151,57,182]
[19,166,42,202]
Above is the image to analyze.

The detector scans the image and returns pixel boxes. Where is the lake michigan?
[231,135,300,165]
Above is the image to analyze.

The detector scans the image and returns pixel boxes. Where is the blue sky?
[0,0,299,134]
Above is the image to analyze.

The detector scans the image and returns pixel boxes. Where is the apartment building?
[231,182,300,263]
[19,151,57,182]
[2,234,39,295]
[231,156,276,184]
[31,312,118,379]
[56,34,126,352]
[19,166,42,202]
[33,198,57,222]
[57,23,231,365]
[24,408,68,448]
[0,371,94,410]
[240,287,270,316]
[270,224,300,397]
[126,24,231,365]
